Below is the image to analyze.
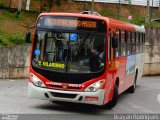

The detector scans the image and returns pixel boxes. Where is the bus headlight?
[84,79,105,92]
[30,74,46,88]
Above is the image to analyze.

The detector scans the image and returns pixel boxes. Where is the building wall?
[75,0,160,7]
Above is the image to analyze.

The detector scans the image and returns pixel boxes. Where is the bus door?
[107,29,126,94]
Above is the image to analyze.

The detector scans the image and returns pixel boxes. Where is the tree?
[26,0,30,11]
[8,0,12,9]
[40,0,61,12]
[18,0,22,12]
[68,0,72,3]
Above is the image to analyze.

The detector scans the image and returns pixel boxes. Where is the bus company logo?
[62,84,68,90]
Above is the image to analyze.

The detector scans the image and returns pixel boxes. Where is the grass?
[0,9,39,47]
[0,1,160,48]
[0,1,5,9]
[99,8,146,26]
[0,30,25,47]
[3,11,22,19]
[99,10,116,18]
[145,21,160,27]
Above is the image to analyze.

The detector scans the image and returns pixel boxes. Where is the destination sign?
[45,18,97,28]
[37,16,106,32]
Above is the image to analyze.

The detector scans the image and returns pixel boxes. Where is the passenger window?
[140,33,143,53]
[136,33,140,53]
[126,31,131,55]
[121,30,126,56]
[109,33,114,60]
[131,32,136,54]
[115,30,121,57]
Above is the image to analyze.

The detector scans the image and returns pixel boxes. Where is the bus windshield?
[32,30,105,73]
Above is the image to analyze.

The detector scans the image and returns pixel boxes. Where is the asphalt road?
[0,77,160,119]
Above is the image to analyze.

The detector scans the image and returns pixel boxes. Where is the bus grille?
[50,92,77,99]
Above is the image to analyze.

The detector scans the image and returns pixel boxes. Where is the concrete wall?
[143,27,160,76]
[0,44,31,79]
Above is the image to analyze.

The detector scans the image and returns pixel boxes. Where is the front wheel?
[105,85,118,109]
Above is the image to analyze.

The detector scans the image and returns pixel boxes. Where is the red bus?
[27,12,145,108]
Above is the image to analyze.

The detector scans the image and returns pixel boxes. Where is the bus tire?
[105,85,118,109]
[128,73,137,93]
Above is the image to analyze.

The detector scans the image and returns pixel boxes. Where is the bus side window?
[121,30,126,56]
[131,32,136,54]
[136,32,140,53]
[115,30,121,57]
[109,33,114,60]
[126,31,131,55]
[140,33,143,53]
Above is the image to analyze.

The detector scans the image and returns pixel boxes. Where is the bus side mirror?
[112,36,118,48]
[25,32,31,43]
[25,26,33,43]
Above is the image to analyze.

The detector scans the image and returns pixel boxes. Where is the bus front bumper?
[28,82,105,106]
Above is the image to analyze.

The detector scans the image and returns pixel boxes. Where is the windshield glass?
[32,30,105,73]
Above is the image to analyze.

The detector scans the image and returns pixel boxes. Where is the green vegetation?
[56,0,61,6]
[123,16,146,25]
[99,10,116,18]
[0,9,38,48]
[0,1,5,9]
[0,0,160,48]
[146,22,160,28]
[3,11,22,19]
[0,30,25,47]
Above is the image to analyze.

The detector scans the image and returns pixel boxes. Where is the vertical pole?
[8,0,12,9]
[151,0,153,20]
[146,0,150,22]
[83,0,86,11]
[18,0,22,12]
[91,0,94,14]
[118,0,121,18]
[159,0,160,11]
[26,0,30,11]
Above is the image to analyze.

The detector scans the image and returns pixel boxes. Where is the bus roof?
[108,18,145,33]
[38,13,145,33]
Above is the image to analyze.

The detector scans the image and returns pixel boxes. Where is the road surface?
[0,77,160,119]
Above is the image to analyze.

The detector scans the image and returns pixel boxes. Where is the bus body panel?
[135,53,145,80]
[28,82,105,105]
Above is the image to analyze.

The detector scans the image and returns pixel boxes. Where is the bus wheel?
[128,73,137,93]
[105,85,118,109]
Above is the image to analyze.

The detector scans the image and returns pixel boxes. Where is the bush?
[56,0,61,6]
[3,11,22,19]
[0,2,5,9]
[146,21,160,27]
[0,30,25,48]
[9,32,25,45]
[99,10,115,18]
